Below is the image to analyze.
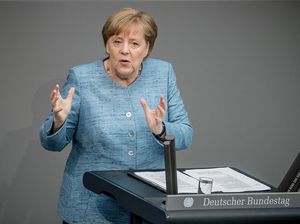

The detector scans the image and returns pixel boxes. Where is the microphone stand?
[163,135,178,195]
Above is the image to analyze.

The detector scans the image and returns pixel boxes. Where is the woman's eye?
[113,40,122,46]
[131,42,140,48]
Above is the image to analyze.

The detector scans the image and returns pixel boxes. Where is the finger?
[155,105,165,119]
[67,87,75,101]
[50,86,57,99]
[53,107,63,113]
[51,94,59,106]
[157,104,165,114]
[51,95,61,111]
[140,98,150,113]
[52,95,62,112]
[159,95,167,111]
[55,84,61,96]
[50,91,60,107]
[50,84,60,100]
[50,90,56,102]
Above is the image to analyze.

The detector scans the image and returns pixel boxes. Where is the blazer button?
[128,130,134,137]
[128,150,134,156]
[126,112,132,118]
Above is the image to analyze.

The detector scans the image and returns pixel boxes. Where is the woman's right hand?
[50,84,75,133]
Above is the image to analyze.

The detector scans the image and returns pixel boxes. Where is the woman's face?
[105,23,149,84]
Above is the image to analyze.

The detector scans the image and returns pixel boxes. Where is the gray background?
[0,1,299,223]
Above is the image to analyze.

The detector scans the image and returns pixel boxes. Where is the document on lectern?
[132,167,271,193]
[133,170,199,193]
[183,167,271,192]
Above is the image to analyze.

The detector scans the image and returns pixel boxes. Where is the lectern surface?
[83,169,300,224]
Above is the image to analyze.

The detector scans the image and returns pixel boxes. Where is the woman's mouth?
[120,59,130,65]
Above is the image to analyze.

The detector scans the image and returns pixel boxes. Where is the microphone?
[163,135,178,194]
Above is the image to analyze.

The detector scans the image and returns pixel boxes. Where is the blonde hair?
[102,8,158,56]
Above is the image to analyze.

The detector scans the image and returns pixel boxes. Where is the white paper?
[133,167,271,193]
[184,167,271,192]
[133,170,199,193]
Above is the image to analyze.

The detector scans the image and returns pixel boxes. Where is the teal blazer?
[40,58,193,223]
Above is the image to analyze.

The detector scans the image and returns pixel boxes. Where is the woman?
[40,7,193,223]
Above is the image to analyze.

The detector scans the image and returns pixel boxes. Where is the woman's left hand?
[140,96,166,135]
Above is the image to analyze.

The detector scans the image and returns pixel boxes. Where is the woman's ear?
[144,42,150,57]
[105,45,110,55]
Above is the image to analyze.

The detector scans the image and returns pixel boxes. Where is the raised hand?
[50,84,75,133]
[140,96,166,135]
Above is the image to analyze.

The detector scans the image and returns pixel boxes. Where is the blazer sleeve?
[164,63,193,150]
[39,69,80,151]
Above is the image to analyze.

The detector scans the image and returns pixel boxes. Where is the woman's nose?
[120,43,130,55]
